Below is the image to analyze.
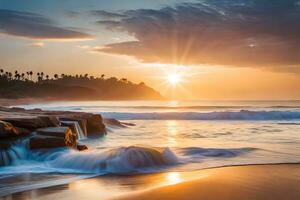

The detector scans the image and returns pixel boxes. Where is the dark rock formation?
[0,120,30,138]
[60,118,87,136]
[61,121,77,137]
[0,120,19,138]
[29,136,66,149]
[77,144,88,151]
[60,114,106,138]
[29,127,77,149]
[103,118,136,128]
[86,114,106,137]
[3,116,59,130]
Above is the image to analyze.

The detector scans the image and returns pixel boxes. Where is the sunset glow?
[0,0,299,100]
[167,74,181,86]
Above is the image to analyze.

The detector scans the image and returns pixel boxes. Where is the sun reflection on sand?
[166,172,182,185]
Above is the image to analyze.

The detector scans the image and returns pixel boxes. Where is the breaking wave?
[0,145,260,175]
[101,110,300,120]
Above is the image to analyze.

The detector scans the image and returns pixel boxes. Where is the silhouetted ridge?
[0,69,163,100]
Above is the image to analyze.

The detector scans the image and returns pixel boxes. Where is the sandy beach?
[114,164,300,200]
[2,164,299,200]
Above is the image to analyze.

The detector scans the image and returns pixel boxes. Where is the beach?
[0,100,300,199]
[2,164,299,200]
[115,164,300,200]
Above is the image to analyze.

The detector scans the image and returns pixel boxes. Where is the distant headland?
[0,69,163,101]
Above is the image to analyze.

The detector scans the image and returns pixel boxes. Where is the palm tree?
[54,74,58,79]
[46,75,49,80]
[21,73,25,81]
[0,69,3,76]
[9,72,12,80]
[29,71,33,80]
[101,74,105,79]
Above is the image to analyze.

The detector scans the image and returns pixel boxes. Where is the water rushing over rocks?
[1,100,300,197]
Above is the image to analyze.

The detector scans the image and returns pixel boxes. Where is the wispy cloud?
[90,10,126,19]
[95,0,300,73]
[0,9,92,40]
[28,42,45,47]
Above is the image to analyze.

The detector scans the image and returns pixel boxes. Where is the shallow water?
[1,100,300,198]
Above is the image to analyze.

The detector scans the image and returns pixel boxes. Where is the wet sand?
[2,164,300,200]
[114,164,300,200]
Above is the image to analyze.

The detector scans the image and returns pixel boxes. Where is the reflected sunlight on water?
[167,121,179,146]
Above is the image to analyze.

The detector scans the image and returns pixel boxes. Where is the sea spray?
[46,146,179,174]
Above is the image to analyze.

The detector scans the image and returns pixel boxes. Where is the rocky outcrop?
[3,116,60,130]
[60,114,106,138]
[86,114,106,137]
[0,106,108,155]
[61,121,77,137]
[60,118,87,136]
[77,144,88,151]
[0,120,30,138]
[29,127,77,149]
[103,118,136,128]
[0,120,19,138]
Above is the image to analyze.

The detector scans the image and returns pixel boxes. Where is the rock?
[122,122,136,126]
[60,122,77,137]
[0,120,19,138]
[0,120,30,138]
[60,120,86,139]
[10,107,26,112]
[30,127,77,149]
[60,114,106,137]
[77,144,88,151]
[29,135,67,149]
[3,116,60,130]
[0,140,13,149]
[60,118,87,136]
[86,114,106,137]
[104,118,136,127]
[103,118,127,128]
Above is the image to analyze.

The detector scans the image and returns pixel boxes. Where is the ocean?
[1,100,300,198]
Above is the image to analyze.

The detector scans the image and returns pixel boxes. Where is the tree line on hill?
[0,69,163,100]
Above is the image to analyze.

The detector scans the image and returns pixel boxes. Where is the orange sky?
[0,0,300,100]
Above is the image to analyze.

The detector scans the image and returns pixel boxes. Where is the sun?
[167,74,181,86]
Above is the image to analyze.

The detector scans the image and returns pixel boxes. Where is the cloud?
[28,42,45,47]
[90,10,126,19]
[65,11,81,18]
[95,0,300,73]
[0,9,92,40]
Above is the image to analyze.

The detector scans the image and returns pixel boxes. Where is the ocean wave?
[101,110,300,120]
[46,146,178,174]
[0,144,260,175]
[177,147,257,158]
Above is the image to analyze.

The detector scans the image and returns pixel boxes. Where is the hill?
[0,70,163,100]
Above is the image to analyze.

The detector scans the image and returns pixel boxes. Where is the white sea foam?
[101,110,300,120]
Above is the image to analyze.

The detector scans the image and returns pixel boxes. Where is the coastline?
[113,163,300,200]
[0,101,299,200]
[2,164,299,200]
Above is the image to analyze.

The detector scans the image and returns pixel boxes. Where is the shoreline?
[2,163,299,200]
[113,163,300,200]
